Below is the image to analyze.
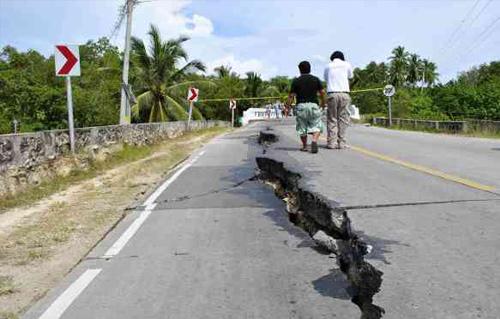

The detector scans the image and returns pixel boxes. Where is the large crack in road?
[256,127,385,319]
[256,156,385,318]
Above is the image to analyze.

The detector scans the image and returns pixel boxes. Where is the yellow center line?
[316,136,495,192]
[349,145,496,192]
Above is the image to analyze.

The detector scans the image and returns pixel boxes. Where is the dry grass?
[0,276,16,296]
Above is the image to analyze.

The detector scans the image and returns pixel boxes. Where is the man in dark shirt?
[286,61,326,153]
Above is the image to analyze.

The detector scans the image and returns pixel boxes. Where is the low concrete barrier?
[0,120,228,196]
[372,117,468,133]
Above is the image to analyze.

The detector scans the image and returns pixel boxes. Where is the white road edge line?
[102,203,156,258]
[143,150,205,206]
[102,150,205,258]
[38,268,102,319]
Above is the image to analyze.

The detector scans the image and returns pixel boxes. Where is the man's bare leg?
[300,135,308,151]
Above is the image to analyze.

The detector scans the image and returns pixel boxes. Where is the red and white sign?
[187,87,199,102]
[229,99,237,110]
[55,45,80,76]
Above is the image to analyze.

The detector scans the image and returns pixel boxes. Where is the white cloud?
[184,14,213,37]
[127,0,213,39]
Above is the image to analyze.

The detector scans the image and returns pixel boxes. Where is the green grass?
[0,126,228,213]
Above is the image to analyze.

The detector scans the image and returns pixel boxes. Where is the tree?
[351,62,388,114]
[421,59,438,87]
[244,72,263,98]
[214,65,237,78]
[130,24,206,123]
[388,46,409,87]
[407,53,422,86]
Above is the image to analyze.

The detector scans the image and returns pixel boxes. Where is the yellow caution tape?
[198,87,384,103]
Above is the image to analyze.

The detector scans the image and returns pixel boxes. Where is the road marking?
[143,150,206,206]
[39,269,101,319]
[102,150,206,258]
[102,203,156,258]
[350,145,496,192]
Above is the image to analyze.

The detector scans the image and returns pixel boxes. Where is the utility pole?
[119,0,134,125]
[421,64,426,92]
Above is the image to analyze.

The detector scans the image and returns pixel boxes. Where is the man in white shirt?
[324,51,353,149]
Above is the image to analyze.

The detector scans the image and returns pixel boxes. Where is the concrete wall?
[0,120,228,197]
[373,117,500,134]
[373,117,468,132]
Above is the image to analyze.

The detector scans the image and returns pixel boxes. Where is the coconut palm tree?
[389,46,409,87]
[130,24,207,122]
[244,72,263,97]
[421,59,439,88]
[214,65,237,78]
[407,53,422,87]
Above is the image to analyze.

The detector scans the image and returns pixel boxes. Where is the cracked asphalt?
[23,120,500,319]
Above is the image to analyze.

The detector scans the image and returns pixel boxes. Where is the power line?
[442,0,481,49]
[466,0,493,29]
[466,15,500,52]
[447,0,494,51]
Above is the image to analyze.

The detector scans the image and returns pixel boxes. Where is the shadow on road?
[312,269,356,300]
[356,230,411,265]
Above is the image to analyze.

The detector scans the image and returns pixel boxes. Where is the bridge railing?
[372,117,469,133]
[372,117,500,134]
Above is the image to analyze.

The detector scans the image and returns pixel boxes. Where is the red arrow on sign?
[56,45,78,75]
[188,88,198,101]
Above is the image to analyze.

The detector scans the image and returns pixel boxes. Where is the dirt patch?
[0,127,228,317]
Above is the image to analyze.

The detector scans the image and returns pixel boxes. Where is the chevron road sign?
[55,45,80,76]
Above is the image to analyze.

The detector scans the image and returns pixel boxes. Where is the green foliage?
[130,24,206,123]
[351,62,388,114]
[0,39,121,134]
[353,47,497,121]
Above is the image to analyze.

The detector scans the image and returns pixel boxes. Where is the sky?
[1,0,499,82]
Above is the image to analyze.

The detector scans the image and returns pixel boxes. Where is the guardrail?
[372,117,500,134]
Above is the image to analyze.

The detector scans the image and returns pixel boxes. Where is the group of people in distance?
[285,51,353,154]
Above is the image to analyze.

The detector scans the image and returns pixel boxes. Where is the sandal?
[311,142,318,153]
[300,146,308,152]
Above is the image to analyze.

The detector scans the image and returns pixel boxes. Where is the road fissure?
[256,155,385,319]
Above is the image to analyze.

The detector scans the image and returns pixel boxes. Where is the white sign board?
[187,87,199,102]
[55,45,80,77]
[229,99,237,110]
[383,84,395,97]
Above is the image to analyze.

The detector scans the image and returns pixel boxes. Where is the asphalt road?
[23,120,500,319]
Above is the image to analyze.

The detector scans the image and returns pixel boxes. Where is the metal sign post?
[187,87,199,130]
[65,77,75,152]
[188,100,194,130]
[55,45,80,153]
[229,99,236,128]
[13,119,18,134]
[388,96,393,127]
[383,84,396,127]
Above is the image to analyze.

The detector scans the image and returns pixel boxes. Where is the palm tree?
[421,59,439,88]
[130,24,207,122]
[407,53,422,87]
[244,72,263,97]
[214,65,236,78]
[389,46,409,87]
